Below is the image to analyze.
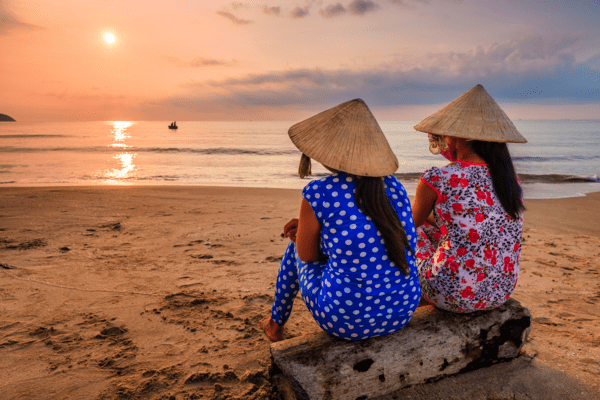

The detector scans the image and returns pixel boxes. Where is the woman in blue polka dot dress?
[261,99,421,342]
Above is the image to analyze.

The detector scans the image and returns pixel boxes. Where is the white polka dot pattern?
[270,172,421,341]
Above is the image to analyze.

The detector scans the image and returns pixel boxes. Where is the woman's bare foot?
[260,317,284,342]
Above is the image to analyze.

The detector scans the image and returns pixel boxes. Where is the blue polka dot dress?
[270,172,421,341]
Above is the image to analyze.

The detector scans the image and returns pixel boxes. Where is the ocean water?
[0,120,599,199]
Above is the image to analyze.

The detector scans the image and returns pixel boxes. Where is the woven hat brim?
[289,99,399,177]
[414,84,527,143]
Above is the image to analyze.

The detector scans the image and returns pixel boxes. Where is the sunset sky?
[1,0,599,121]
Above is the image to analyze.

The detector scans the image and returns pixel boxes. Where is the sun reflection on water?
[105,121,137,184]
[110,121,132,148]
[104,153,137,184]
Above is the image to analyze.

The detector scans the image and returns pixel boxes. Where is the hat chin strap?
[298,154,312,179]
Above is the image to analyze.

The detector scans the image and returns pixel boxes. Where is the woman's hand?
[283,218,299,242]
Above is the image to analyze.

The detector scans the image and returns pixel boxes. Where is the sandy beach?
[1,186,599,400]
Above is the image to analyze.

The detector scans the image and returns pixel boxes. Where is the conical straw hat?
[288,99,398,177]
[414,84,527,143]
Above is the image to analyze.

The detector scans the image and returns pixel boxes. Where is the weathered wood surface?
[270,298,531,400]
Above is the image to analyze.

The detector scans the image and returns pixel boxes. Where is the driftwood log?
[270,298,531,400]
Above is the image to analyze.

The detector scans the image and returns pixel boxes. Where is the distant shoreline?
[0,113,16,122]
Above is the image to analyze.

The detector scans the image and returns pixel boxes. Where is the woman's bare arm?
[296,198,321,262]
[412,180,438,228]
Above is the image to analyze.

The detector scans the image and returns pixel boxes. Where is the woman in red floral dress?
[411,84,527,313]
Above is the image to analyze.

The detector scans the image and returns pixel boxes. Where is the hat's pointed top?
[414,84,527,143]
[288,99,398,177]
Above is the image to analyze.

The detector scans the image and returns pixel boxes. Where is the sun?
[104,32,116,44]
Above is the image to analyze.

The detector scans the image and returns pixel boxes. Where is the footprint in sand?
[5,239,47,250]
[184,370,239,387]
[1,238,15,247]
[241,293,271,306]
[99,222,122,231]
[549,252,586,262]
[190,254,213,259]
[533,317,564,326]
[211,260,238,265]
[536,259,557,267]
[24,314,137,373]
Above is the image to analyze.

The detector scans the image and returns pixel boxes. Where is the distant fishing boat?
[168,121,178,129]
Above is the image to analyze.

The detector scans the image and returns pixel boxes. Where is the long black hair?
[355,177,411,275]
[469,140,525,220]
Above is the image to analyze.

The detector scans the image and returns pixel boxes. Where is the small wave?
[137,175,182,181]
[142,147,298,156]
[512,156,551,162]
[0,146,106,153]
[518,174,600,184]
[0,135,69,139]
[513,155,600,162]
[81,174,184,182]
[0,146,298,156]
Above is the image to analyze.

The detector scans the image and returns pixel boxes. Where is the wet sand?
[1,186,599,399]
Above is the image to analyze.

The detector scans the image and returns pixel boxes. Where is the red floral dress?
[416,161,523,313]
